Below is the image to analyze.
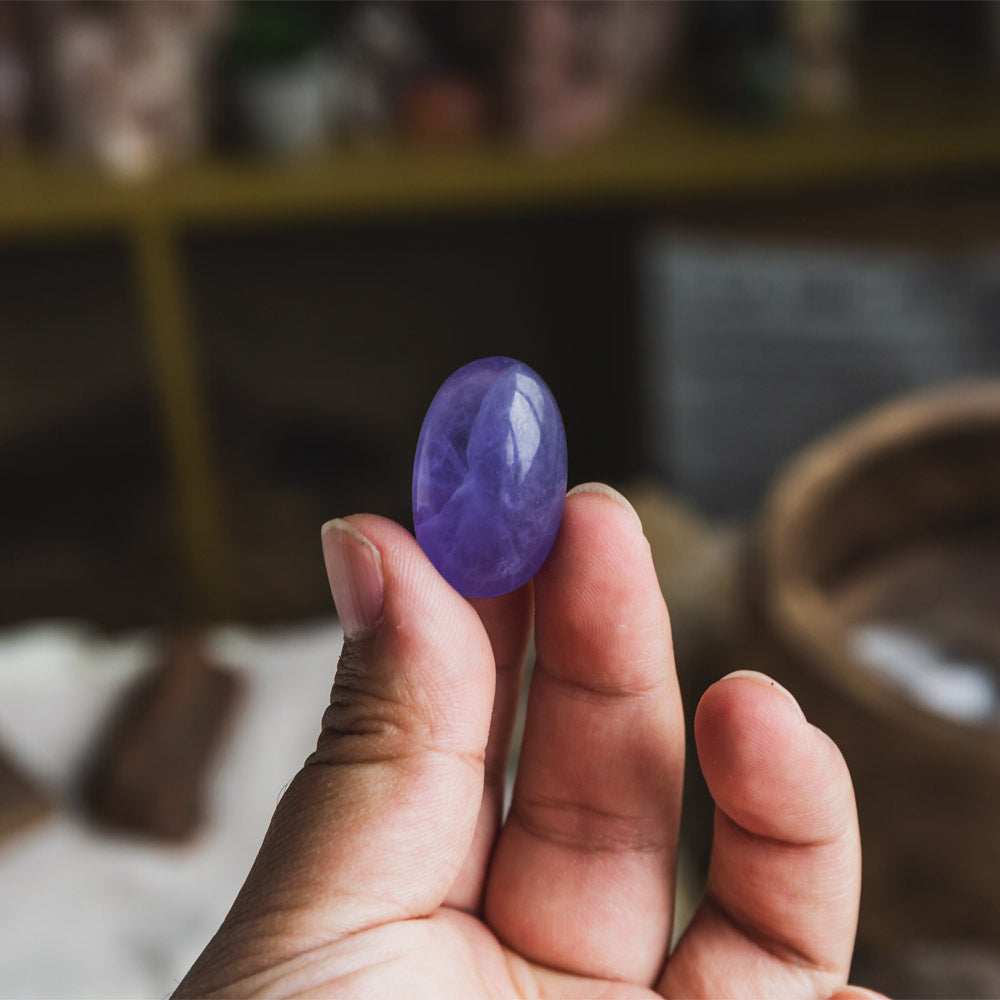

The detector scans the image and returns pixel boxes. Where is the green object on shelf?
[230,2,325,70]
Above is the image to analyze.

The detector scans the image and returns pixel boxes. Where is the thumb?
[182,515,495,988]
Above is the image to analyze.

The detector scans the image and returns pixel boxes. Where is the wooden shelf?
[3,102,1000,237]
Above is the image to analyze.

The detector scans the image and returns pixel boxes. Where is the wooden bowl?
[752,381,1000,950]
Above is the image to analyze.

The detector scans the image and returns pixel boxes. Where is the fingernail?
[321,519,384,638]
[720,669,804,717]
[566,482,642,529]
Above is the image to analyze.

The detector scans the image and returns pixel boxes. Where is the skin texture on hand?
[173,485,883,1000]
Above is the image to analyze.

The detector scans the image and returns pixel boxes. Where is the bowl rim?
[758,378,1000,758]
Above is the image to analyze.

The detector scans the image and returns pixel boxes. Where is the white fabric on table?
[0,619,343,1000]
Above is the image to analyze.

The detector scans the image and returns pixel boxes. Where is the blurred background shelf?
[5,93,1000,626]
[3,0,1000,629]
[5,101,1000,234]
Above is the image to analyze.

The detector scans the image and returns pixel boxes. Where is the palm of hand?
[237,909,682,998]
[176,491,873,1000]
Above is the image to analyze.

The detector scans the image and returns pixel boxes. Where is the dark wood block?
[0,742,50,845]
[82,634,243,841]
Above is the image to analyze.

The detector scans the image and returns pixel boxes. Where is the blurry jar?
[45,0,226,179]
[235,49,330,157]
[505,1,684,152]
[227,3,330,157]
[0,2,29,151]
[230,2,429,155]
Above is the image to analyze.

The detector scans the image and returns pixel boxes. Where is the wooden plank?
[130,216,232,619]
[0,743,50,845]
[2,104,999,236]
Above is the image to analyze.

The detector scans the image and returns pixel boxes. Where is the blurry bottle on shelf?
[399,72,488,146]
[784,0,856,117]
[393,2,507,145]
[228,1,428,156]
[990,2,1000,80]
[41,0,228,179]
[680,0,792,123]
[0,1,29,152]
[323,2,427,140]
[227,2,331,157]
[504,0,684,153]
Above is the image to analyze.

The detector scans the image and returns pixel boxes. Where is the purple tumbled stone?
[412,357,567,598]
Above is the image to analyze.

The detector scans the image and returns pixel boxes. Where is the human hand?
[175,484,884,999]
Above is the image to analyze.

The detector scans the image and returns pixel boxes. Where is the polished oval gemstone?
[412,357,567,598]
